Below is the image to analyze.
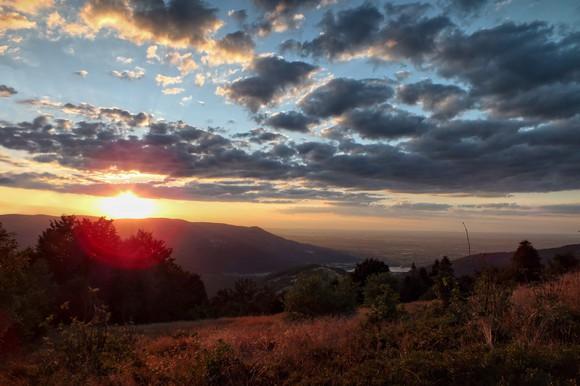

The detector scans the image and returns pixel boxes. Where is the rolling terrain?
[0,214,358,276]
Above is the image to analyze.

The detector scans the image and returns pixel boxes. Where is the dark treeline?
[1,216,208,341]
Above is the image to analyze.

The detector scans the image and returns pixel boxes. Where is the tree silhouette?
[351,258,390,286]
[34,216,207,323]
[0,223,54,344]
[512,240,543,283]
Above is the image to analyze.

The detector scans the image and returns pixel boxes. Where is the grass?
[1,273,579,385]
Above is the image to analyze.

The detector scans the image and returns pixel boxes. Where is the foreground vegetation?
[1,272,578,385]
[1,218,579,384]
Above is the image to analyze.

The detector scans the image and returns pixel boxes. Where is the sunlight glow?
[99,191,156,219]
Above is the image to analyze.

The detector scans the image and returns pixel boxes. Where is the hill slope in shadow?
[0,214,358,276]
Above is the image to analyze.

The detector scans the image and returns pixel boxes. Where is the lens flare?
[99,191,156,219]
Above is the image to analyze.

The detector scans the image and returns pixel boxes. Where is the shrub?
[38,304,137,381]
[363,273,400,322]
[469,270,512,347]
[284,272,357,318]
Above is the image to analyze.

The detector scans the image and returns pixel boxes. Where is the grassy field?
[1,272,579,385]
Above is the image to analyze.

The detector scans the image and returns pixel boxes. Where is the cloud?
[162,87,185,95]
[74,70,89,77]
[180,95,192,106]
[0,85,17,97]
[116,55,133,64]
[3,105,580,196]
[391,202,452,211]
[111,66,145,80]
[251,0,326,36]
[299,78,394,118]
[397,80,474,119]
[155,74,182,87]
[434,22,580,120]
[165,51,198,75]
[18,99,152,127]
[228,9,248,24]
[78,0,222,49]
[204,30,255,65]
[263,111,318,132]
[218,55,318,112]
[195,73,206,87]
[0,12,36,32]
[0,0,53,14]
[146,45,160,61]
[444,0,492,15]
[336,106,431,139]
[235,128,286,144]
[282,3,452,62]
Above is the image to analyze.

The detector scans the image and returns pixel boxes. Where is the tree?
[34,216,207,323]
[0,223,55,344]
[512,240,543,283]
[432,257,457,306]
[399,263,432,302]
[351,258,390,287]
[284,272,356,317]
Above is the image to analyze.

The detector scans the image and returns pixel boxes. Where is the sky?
[1,0,580,234]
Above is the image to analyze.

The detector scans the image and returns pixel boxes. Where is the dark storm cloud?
[219,55,318,112]
[281,3,384,60]
[337,106,431,139]
[81,0,221,48]
[263,111,318,132]
[0,116,294,180]
[2,112,580,196]
[234,128,286,144]
[482,83,580,120]
[444,0,491,15]
[214,30,255,57]
[282,3,452,62]
[295,141,336,162]
[434,21,580,119]
[0,85,17,97]
[397,80,474,119]
[299,78,394,118]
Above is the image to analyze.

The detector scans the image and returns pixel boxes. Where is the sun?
[99,191,156,219]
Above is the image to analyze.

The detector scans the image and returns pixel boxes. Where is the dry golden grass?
[509,271,580,345]
[511,271,580,312]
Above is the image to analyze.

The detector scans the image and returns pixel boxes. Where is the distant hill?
[0,214,358,276]
[452,243,580,276]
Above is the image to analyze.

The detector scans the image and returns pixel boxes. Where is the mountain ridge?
[0,214,358,277]
[451,243,580,275]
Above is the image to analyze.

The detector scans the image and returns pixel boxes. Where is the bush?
[363,273,399,322]
[37,304,137,383]
[211,279,282,317]
[284,272,357,318]
[469,270,512,347]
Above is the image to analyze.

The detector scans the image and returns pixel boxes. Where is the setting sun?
[99,191,156,219]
